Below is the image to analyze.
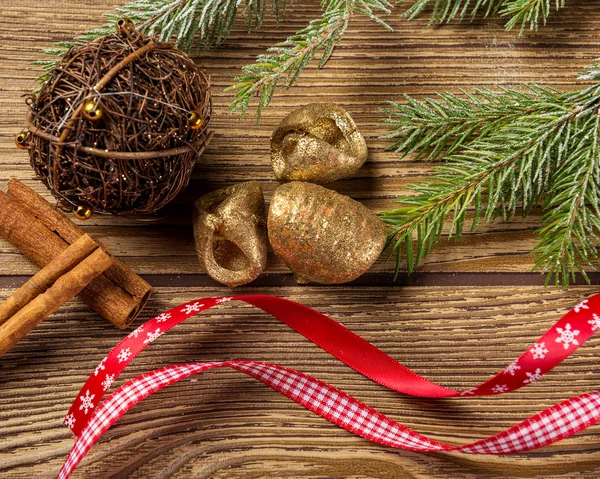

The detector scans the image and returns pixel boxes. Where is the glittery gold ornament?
[193,182,267,287]
[15,129,29,150]
[271,103,368,184]
[268,182,387,284]
[82,100,103,121]
[74,205,93,220]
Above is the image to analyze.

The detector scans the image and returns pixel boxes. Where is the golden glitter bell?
[74,205,93,220]
[271,103,368,184]
[82,100,103,121]
[268,182,387,284]
[193,182,267,287]
[15,129,29,150]
[188,111,205,130]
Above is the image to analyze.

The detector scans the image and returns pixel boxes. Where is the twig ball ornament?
[271,103,368,184]
[22,19,212,218]
[268,182,387,284]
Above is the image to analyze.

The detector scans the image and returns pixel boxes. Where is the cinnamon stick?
[8,179,151,302]
[0,234,98,326]
[0,180,152,328]
[0,246,113,357]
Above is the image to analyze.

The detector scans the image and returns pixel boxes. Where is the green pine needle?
[381,78,600,287]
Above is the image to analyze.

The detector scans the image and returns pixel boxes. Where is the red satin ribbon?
[59,294,600,478]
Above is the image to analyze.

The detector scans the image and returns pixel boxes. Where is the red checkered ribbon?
[59,294,600,478]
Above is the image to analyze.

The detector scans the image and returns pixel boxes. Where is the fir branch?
[580,58,600,82]
[501,0,567,35]
[398,0,568,34]
[381,83,600,286]
[533,111,600,287]
[399,0,499,25]
[36,0,287,85]
[227,0,392,119]
[381,85,563,161]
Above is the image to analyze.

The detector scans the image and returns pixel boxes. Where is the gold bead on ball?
[83,100,103,121]
[115,18,136,37]
[14,129,29,150]
[188,111,205,130]
[74,205,93,220]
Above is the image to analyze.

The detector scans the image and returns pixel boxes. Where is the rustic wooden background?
[1,0,600,477]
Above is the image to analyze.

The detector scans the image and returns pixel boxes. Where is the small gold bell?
[74,205,93,220]
[83,100,103,121]
[268,182,387,284]
[14,129,29,150]
[271,103,368,184]
[193,182,267,288]
[188,111,205,130]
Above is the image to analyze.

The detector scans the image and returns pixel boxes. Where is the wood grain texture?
[1,0,600,477]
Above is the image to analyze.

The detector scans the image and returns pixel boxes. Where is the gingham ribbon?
[59,294,600,478]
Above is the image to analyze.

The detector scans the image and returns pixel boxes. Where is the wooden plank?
[0,286,599,477]
[2,1,600,275]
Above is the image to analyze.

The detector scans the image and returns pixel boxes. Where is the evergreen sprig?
[227,0,392,118]
[400,0,567,34]
[380,78,600,287]
[34,0,286,85]
[38,0,570,117]
[580,58,600,82]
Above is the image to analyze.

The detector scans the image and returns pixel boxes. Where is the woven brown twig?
[24,20,212,217]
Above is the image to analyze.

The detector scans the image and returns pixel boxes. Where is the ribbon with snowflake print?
[59,294,600,478]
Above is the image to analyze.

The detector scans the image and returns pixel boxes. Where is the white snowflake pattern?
[555,323,580,350]
[117,348,131,363]
[143,328,163,344]
[574,299,589,313]
[64,413,76,429]
[491,384,509,394]
[530,342,549,360]
[79,390,95,414]
[589,313,600,332]
[503,359,521,376]
[523,368,543,384]
[129,325,145,338]
[180,302,204,315]
[215,297,233,304]
[460,387,478,396]
[155,312,171,323]
[101,374,115,391]
[93,357,106,376]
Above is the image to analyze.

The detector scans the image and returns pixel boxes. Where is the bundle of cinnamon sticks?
[0,234,113,356]
[0,179,151,344]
